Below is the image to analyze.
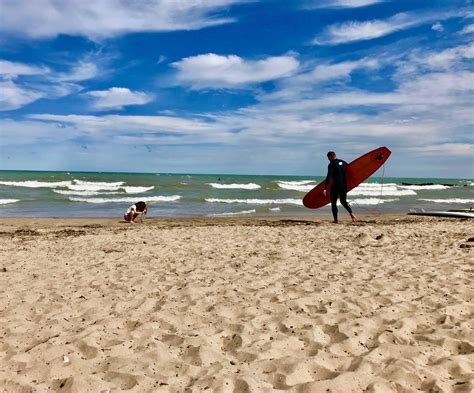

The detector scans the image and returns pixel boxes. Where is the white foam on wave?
[275,180,314,186]
[0,199,19,205]
[277,181,315,192]
[358,182,398,188]
[399,184,451,190]
[419,198,474,204]
[206,198,303,206]
[67,179,124,192]
[0,179,156,194]
[121,186,154,194]
[53,190,117,196]
[54,185,154,195]
[69,195,181,204]
[348,198,399,205]
[0,180,71,188]
[208,183,261,190]
[349,186,416,196]
[269,207,281,211]
[209,209,257,216]
[73,179,123,187]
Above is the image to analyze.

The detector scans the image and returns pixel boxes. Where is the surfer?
[124,201,147,223]
[323,152,357,224]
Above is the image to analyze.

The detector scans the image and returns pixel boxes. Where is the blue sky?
[0,0,473,177]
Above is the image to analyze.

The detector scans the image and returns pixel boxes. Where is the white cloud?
[157,55,167,65]
[304,0,387,9]
[86,88,153,110]
[459,24,474,34]
[55,62,98,82]
[431,22,444,32]
[0,60,49,79]
[0,0,251,40]
[407,143,473,156]
[2,27,473,175]
[395,43,474,75]
[0,58,100,110]
[172,53,299,89]
[310,58,379,82]
[28,114,214,134]
[257,58,380,103]
[0,118,67,145]
[424,43,474,69]
[313,12,458,45]
[0,80,43,111]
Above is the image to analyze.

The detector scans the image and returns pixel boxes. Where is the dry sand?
[0,215,473,392]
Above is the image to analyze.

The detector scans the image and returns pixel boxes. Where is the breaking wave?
[277,181,315,192]
[208,183,261,190]
[348,198,399,205]
[206,198,303,206]
[399,184,451,190]
[209,209,257,216]
[0,180,71,188]
[121,186,154,193]
[349,186,416,196]
[0,199,19,205]
[67,180,124,192]
[69,195,181,204]
[419,198,474,204]
[54,186,154,196]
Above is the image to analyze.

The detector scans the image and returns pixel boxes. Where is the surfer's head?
[327,151,336,160]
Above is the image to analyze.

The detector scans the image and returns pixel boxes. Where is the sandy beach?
[0,215,472,392]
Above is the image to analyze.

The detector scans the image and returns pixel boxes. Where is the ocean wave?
[54,185,154,195]
[69,195,181,204]
[277,181,315,192]
[349,186,416,196]
[73,179,124,187]
[209,209,257,216]
[0,199,20,205]
[277,180,315,185]
[206,198,303,206]
[348,198,399,205]
[0,180,71,188]
[53,190,116,196]
[121,186,154,193]
[399,184,451,190]
[357,182,398,188]
[208,183,261,190]
[67,179,124,192]
[419,198,474,204]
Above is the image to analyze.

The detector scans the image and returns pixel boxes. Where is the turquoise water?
[0,170,472,217]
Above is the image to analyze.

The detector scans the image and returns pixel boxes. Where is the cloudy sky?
[0,0,473,177]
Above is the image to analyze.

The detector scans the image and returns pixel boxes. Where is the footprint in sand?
[75,340,98,359]
[222,334,243,352]
[103,371,138,390]
[0,380,33,393]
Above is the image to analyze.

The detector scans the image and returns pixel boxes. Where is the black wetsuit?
[325,159,353,222]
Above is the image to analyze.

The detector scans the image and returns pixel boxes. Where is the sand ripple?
[0,217,472,392]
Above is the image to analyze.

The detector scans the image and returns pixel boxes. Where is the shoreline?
[0,213,442,229]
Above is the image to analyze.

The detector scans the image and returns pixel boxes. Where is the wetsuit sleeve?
[324,162,333,189]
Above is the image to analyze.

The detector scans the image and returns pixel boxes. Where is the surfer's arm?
[324,163,333,190]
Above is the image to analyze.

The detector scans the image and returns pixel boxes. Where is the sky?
[0,0,473,178]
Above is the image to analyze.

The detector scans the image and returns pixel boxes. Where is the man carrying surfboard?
[323,152,357,224]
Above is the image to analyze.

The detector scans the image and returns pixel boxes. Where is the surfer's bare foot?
[350,214,357,222]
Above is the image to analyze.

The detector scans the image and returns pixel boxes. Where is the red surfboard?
[303,146,391,209]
